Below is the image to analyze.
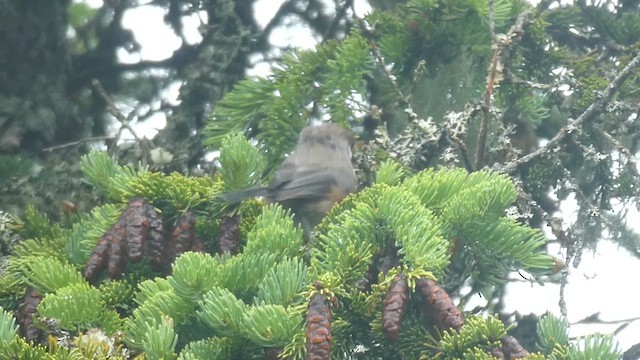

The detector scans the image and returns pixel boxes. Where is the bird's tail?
[219,187,269,204]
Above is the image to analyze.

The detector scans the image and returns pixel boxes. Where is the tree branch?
[353,12,418,125]
[475,7,532,170]
[500,51,640,174]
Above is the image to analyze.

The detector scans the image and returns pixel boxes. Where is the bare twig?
[505,70,554,90]
[476,49,500,170]
[446,106,481,171]
[571,312,640,326]
[45,79,154,153]
[550,158,622,317]
[597,126,640,190]
[92,79,127,123]
[547,215,575,317]
[475,7,532,170]
[556,219,573,318]
[451,137,474,172]
[535,0,554,14]
[262,0,295,42]
[42,136,116,152]
[500,51,640,174]
[352,11,419,124]
[323,0,353,41]
[91,79,141,142]
[488,0,496,41]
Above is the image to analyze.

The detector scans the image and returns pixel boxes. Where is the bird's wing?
[268,169,337,201]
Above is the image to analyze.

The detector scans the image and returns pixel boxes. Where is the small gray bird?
[222,123,357,232]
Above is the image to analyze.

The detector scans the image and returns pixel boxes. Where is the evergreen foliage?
[142,315,179,360]
[2,146,571,358]
[205,32,374,169]
[65,204,123,265]
[79,150,145,202]
[218,133,266,191]
[536,313,621,360]
[437,315,507,359]
[177,337,234,360]
[0,306,18,345]
[37,283,108,332]
[18,256,86,293]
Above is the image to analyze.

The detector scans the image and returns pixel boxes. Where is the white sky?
[88,0,640,353]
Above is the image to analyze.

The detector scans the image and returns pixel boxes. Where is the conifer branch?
[352,10,418,125]
[501,50,640,174]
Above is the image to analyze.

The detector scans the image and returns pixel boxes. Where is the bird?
[221,122,357,233]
